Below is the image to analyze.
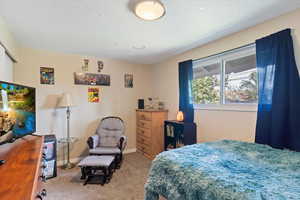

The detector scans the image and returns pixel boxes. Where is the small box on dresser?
[136,109,168,159]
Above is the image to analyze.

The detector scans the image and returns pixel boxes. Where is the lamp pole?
[58,93,76,169]
[64,106,75,169]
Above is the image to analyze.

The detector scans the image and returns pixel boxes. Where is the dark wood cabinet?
[164,120,197,150]
[0,135,47,200]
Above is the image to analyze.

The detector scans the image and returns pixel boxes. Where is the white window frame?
[192,44,257,112]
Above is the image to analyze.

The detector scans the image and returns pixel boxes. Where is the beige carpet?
[45,153,152,200]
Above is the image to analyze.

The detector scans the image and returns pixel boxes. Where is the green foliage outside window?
[192,76,220,104]
[192,72,258,105]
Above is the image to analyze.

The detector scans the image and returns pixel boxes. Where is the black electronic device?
[0,81,36,145]
[138,99,144,109]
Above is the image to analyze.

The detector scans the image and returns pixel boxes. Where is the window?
[192,45,257,107]
[192,61,221,104]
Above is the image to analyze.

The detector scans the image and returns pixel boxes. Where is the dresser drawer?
[137,120,151,129]
[142,145,151,155]
[137,143,151,155]
[137,143,144,152]
[137,127,151,138]
[137,112,152,121]
[137,135,150,146]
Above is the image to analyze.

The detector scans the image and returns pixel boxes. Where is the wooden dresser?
[136,109,168,159]
[0,135,47,200]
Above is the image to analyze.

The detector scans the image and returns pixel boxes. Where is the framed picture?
[88,87,100,103]
[40,67,54,85]
[97,60,104,72]
[124,74,133,88]
[82,59,89,72]
[74,72,110,86]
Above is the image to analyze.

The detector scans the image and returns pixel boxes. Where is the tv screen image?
[0,81,36,141]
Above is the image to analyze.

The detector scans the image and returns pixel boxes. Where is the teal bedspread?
[145,140,300,200]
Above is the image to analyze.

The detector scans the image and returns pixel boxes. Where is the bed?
[145,140,300,200]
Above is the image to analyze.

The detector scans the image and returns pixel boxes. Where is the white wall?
[0,15,17,82]
[0,44,14,82]
[151,8,300,143]
[0,16,18,61]
[14,47,153,161]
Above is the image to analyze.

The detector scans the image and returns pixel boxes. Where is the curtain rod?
[193,42,255,63]
[0,41,17,63]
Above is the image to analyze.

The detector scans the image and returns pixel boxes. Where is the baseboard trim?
[57,148,137,167]
[124,148,137,154]
[57,157,83,167]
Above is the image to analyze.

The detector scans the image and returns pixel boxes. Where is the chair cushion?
[78,156,115,167]
[101,117,124,131]
[89,147,121,155]
[98,129,123,147]
[96,117,125,147]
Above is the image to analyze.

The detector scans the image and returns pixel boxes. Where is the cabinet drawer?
[137,120,151,129]
[143,145,151,155]
[137,128,151,138]
[137,135,150,146]
[137,143,151,154]
[137,112,152,121]
[137,143,143,152]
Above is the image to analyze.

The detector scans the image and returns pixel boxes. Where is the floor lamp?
[58,93,75,169]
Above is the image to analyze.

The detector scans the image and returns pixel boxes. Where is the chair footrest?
[78,155,115,185]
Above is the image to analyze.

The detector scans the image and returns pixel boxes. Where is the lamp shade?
[176,111,184,122]
[57,93,74,108]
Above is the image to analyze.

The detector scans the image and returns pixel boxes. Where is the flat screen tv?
[0,81,36,144]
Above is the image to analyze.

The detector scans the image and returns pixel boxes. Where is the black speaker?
[138,99,144,109]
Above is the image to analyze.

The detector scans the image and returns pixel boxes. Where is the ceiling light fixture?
[134,0,166,21]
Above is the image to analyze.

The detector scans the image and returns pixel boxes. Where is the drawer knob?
[41,189,47,197]
[40,174,46,182]
[36,189,47,200]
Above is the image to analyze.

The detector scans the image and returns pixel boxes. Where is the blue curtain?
[179,60,194,123]
[255,29,300,151]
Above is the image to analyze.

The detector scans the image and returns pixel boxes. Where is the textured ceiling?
[1,0,300,64]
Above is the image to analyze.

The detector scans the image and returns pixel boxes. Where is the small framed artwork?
[88,87,100,103]
[124,74,133,88]
[97,61,104,72]
[82,59,89,72]
[40,67,55,85]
